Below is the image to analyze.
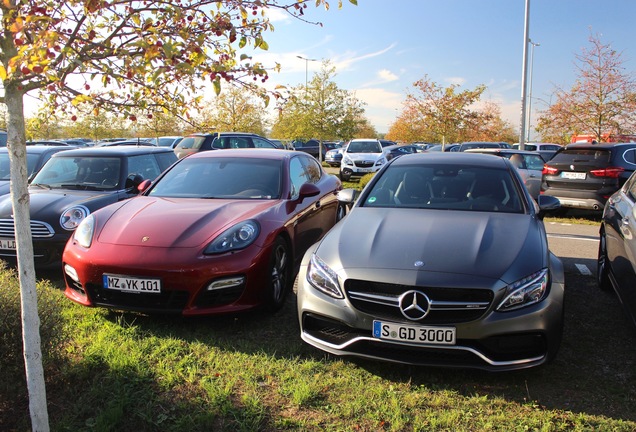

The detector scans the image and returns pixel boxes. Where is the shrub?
[0,262,66,377]
[358,172,376,190]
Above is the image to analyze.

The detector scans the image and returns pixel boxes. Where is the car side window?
[253,137,275,148]
[622,148,636,165]
[156,152,178,171]
[300,155,322,184]
[626,175,636,201]
[289,157,309,199]
[128,155,162,181]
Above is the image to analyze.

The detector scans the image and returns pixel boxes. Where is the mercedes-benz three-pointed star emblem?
[398,290,430,321]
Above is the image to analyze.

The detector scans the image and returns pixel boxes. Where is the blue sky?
[253,0,636,139]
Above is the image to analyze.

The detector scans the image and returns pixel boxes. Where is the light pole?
[518,0,530,150]
[526,39,540,142]
[297,55,317,89]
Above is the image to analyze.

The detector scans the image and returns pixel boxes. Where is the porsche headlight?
[60,205,89,231]
[497,268,549,311]
[204,220,260,254]
[307,253,343,299]
[73,214,95,248]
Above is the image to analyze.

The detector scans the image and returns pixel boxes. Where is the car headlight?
[343,156,352,165]
[204,220,260,254]
[60,205,90,231]
[375,157,386,166]
[307,253,343,299]
[73,214,95,248]
[497,268,549,311]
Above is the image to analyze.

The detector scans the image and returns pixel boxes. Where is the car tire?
[339,170,351,181]
[265,237,292,312]
[597,229,612,292]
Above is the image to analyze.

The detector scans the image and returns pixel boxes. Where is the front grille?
[85,283,190,313]
[344,279,493,324]
[0,219,55,238]
[354,161,374,168]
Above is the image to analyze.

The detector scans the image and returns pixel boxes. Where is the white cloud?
[377,69,399,82]
[444,77,466,86]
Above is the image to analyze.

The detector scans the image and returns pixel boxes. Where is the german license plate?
[373,320,456,345]
[103,274,161,293]
[561,172,586,180]
[0,238,16,250]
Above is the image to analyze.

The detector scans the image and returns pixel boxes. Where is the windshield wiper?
[30,183,52,190]
[60,184,102,191]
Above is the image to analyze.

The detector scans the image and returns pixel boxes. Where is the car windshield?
[149,157,282,199]
[363,164,524,213]
[31,156,122,190]
[347,141,382,153]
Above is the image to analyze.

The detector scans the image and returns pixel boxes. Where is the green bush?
[358,172,376,190]
[0,263,66,377]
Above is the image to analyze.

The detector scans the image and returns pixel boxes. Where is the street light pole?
[526,39,540,142]
[296,55,317,89]
[518,0,530,150]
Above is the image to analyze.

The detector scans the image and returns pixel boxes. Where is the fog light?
[206,276,245,291]
[64,264,79,283]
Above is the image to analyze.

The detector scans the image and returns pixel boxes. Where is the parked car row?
[5,134,636,372]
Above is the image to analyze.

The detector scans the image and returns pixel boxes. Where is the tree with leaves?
[0,1,354,429]
[272,60,369,148]
[536,33,636,143]
[395,76,487,145]
[196,85,269,135]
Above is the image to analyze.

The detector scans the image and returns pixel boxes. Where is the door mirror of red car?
[137,179,152,193]
[298,182,320,201]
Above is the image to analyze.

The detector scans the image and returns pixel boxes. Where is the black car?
[292,139,341,160]
[384,144,420,161]
[0,146,177,269]
[0,145,74,196]
[598,170,636,330]
[542,143,636,211]
[174,132,277,159]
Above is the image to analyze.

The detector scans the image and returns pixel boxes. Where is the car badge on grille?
[414,261,424,267]
[398,290,430,321]
[570,164,575,170]
[142,236,150,242]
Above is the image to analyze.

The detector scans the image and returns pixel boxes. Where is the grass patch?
[1,259,635,431]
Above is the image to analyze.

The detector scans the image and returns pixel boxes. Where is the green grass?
[2,259,636,431]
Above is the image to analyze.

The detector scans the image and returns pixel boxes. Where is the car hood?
[97,197,277,248]
[0,188,120,219]
[315,207,546,284]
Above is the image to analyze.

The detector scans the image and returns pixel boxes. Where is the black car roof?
[393,151,509,168]
[48,146,175,158]
[0,145,73,155]
[565,142,636,150]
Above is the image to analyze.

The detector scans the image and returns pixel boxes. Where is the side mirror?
[337,188,358,209]
[298,182,320,200]
[536,195,560,219]
[125,173,145,192]
[137,179,152,193]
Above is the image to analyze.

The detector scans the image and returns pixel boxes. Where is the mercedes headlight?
[497,269,549,311]
[307,253,343,299]
[204,220,260,254]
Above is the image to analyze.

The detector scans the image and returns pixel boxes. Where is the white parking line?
[575,264,592,275]
[547,234,598,242]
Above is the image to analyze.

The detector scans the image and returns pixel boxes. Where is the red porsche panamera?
[63,149,343,315]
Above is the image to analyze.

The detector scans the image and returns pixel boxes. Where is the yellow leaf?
[0,65,6,80]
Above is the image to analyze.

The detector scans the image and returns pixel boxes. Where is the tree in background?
[391,76,487,145]
[536,33,636,143]
[271,61,369,143]
[466,101,517,143]
[196,85,269,135]
[0,1,353,429]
